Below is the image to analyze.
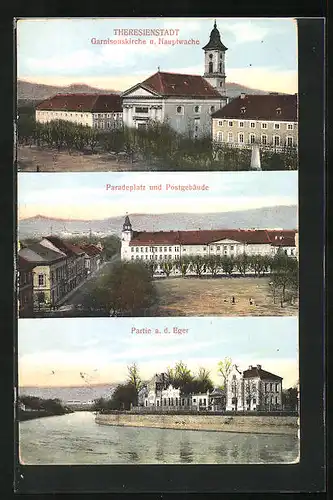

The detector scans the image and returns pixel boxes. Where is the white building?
[36,93,123,130]
[120,216,297,268]
[121,21,228,138]
[226,364,283,412]
[212,93,298,150]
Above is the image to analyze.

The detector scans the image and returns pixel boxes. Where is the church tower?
[203,20,228,101]
[122,215,133,242]
[121,215,133,260]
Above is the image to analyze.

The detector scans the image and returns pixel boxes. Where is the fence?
[100,407,298,417]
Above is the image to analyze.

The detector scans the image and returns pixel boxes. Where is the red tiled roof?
[135,72,222,98]
[80,244,102,256]
[36,93,122,113]
[129,229,296,246]
[243,367,282,380]
[212,94,298,121]
[45,236,85,257]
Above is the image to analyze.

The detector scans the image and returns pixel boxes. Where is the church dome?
[202,20,228,51]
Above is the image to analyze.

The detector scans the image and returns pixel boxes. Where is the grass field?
[17,145,151,172]
[150,276,298,317]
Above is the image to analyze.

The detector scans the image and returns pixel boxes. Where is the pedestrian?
[249,297,254,305]
[36,165,40,172]
[232,296,235,304]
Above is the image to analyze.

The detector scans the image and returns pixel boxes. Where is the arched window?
[219,63,222,72]
[209,61,213,73]
[210,106,215,113]
[220,82,223,87]
[209,53,213,59]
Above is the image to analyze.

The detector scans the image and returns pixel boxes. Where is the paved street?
[60,256,120,308]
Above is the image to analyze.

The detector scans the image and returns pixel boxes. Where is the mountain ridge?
[17,79,277,102]
[18,206,298,239]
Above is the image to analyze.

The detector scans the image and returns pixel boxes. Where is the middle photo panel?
[17,171,298,319]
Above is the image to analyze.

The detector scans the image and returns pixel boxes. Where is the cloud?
[228,67,297,93]
[224,21,270,44]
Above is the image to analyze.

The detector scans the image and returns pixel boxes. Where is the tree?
[249,254,266,277]
[127,363,143,406]
[190,255,206,277]
[204,255,220,277]
[271,253,298,306]
[195,367,214,393]
[111,383,138,410]
[161,260,174,277]
[220,255,235,275]
[175,256,191,277]
[282,386,298,411]
[143,260,158,278]
[87,262,156,316]
[235,253,250,276]
[217,357,233,390]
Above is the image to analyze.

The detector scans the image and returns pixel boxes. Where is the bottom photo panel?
[17,316,299,465]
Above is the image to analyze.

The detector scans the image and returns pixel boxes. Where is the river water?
[19,411,299,465]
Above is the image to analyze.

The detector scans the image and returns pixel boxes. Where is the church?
[120,215,297,267]
[121,21,229,138]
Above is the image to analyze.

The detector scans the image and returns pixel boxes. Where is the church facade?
[121,21,229,138]
[120,216,297,268]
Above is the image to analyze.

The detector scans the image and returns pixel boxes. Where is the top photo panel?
[16,18,298,173]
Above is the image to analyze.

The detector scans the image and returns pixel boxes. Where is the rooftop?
[36,93,123,113]
[211,93,298,121]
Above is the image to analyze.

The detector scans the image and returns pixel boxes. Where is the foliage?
[161,260,175,277]
[234,254,250,276]
[19,395,69,414]
[190,255,206,277]
[270,253,298,306]
[282,386,298,411]
[175,256,192,277]
[127,363,143,406]
[217,357,233,389]
[17,110,298,171]
[85,261,156,316]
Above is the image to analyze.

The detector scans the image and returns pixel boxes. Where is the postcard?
[17,316,299,465]
[16,17,298,172]
[17,171,298,319]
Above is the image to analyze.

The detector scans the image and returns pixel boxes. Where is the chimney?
[240,93,246,99]
[256,364,262,370]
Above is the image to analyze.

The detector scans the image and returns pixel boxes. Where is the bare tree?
[217,357,233,390]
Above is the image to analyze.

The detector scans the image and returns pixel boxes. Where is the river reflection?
[19,412,299,465]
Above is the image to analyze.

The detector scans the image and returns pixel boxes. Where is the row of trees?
[17,114,298,170]
[142,252,293,278]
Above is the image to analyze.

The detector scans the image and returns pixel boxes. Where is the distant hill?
[17,80,121,101]
[18,384,117,403]
[17,79,277,102]
[18,206,297,240]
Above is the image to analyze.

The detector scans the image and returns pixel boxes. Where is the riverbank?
[95,413,299,435]
[18,409,73,421]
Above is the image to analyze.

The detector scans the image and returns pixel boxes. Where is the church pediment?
[210,238,242,245]
[122,85,161,98]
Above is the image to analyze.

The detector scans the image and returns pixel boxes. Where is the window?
[159,255,163,260]
[276,107,282,115]
[274,135,280,146]
[169,247,172,251]
[287,123,293,130]
[274,123,280,130]
[217,131,223,142]
[250,122,256,128]
[157,400,159,406]
[164,398,167,406]
[270,383,273,391]
[287,136,293,147]
[203,246,207,251]
[217,246,220,251]
[238,133,244,143]
[261,135,267,145]
[194,105,200,113]
[193,398,196,403]
[275,396,278,404]
[38,274,44,286]
[228,121,233,127]
[228,132,233,143]
[135,247,139,252]
[145,247,148,252]
[210,106,215,113]
[209,61,213,73]
[135,106,148,113]
[239,121,244,127]
[230,245,234,250]
[141,247,144,252]
[220,82,223,87]
[131,256,134,260]
[249,133,256,144]
[240,107,246,114]
[218,120,223,126]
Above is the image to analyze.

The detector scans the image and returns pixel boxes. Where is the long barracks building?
[120,216,297,263]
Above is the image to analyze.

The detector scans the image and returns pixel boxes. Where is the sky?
[18,316,298,388]
[18,171,298,220]
[17,18,298,94]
